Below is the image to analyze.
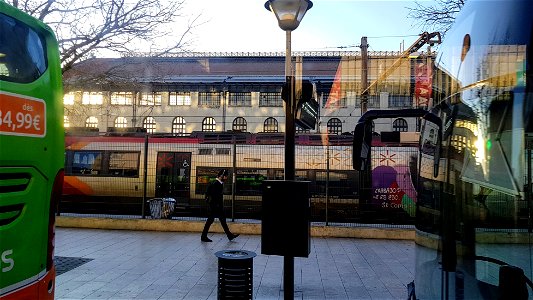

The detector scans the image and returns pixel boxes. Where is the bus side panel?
[0,2,63,299]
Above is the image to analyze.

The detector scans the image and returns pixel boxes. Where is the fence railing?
[60,132,419,228]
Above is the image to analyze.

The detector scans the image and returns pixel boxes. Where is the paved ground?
[55,227,415,300]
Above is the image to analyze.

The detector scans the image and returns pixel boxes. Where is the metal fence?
[60,133,418,228]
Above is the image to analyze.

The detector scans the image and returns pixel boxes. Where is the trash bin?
[148,198,176,219]
[215,250,256,300]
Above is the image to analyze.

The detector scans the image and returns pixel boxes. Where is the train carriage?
[62,132,363,220]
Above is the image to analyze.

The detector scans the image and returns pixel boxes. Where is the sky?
[180,0,426,53]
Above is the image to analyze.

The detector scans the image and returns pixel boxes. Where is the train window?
[70,151,103,175]
[295,170,308,180]
[215,148,230,155]
[198,148,213,155]
[315,171,358,198]
[109,152,140,177]
[66,150,140,177]
[272,169,284,179]
[235,169,268,196]
[195,167,232,195]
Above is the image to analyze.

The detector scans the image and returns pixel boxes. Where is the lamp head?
[264,0,313,31]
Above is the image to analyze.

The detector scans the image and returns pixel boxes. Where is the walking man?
[201,169,239,242]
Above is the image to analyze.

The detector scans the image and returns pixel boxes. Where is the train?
[61,129,418,222]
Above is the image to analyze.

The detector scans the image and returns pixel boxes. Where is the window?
[140,92,162,106]
[172,117,186,135]
[199,148,213,155]
[143,116,156,133]
[234,168,269,196]
[195,167,232,195]
[114,117,128,128]
[368,95,380,108]
[202,117,216,132]
[264,117,278,133]
[389,95,411,108]
[169,92,191,106]
[69,151,103,175]
[228,92,251,106]
[85,116,98,128]
[82,92,104,105]
[259,92,282,107]
[64,116,70,128]
[0,64,7,76]
[393,118,408,132]
[216,148,231,155]
[108,152,140,176]
[65,150,140,177]
[198,92,220,107]
[0,13,47,83]
[232,117,247,132]
[111,92,133,105]
[63,92,75,105]
[327,118,343,134]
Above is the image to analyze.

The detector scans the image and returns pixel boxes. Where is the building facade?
[63,51,433,135]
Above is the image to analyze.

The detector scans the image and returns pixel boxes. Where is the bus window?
[0,12,47,83]
[413,1,533,298]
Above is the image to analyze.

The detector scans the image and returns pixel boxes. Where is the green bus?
[0,2,63,299]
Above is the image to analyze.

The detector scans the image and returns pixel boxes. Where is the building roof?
[63,51,408,91]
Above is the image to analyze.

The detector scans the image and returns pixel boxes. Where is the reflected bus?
[354,0,532,298]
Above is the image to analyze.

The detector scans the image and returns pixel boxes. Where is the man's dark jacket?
[205,180,223,210]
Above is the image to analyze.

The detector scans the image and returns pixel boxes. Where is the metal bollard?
[215,250,256,299]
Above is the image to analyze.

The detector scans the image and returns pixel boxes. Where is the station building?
[62,51,433,136]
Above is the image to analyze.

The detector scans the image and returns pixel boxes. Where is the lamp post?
[264,0,312,179]
[264,1,312,299]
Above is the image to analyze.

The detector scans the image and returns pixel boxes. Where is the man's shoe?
[229,234,240,241]
[201,237,212,242]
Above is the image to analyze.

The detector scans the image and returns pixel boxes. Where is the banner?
[414,60,432,107]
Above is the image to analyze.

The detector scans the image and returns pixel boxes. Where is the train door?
[155,152,191,204]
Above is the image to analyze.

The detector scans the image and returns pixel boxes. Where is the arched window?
[114,117,128,128]
[172,117,186,135]
[264,117,278,133]
[142,116,156,133]
[85,116,98,128]
[232,117,247,132]
[327,118,342,135]
[393,118,408,132]
[202,117,216,132]
[64,116,70,128]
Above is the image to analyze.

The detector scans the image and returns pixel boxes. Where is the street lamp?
[264,1,312,299]
[264,0,312,181]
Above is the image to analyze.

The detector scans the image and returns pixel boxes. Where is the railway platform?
[54,225,415,299]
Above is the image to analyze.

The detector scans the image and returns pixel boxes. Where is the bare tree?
[8,0,201,73]
[407,0,466,37]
